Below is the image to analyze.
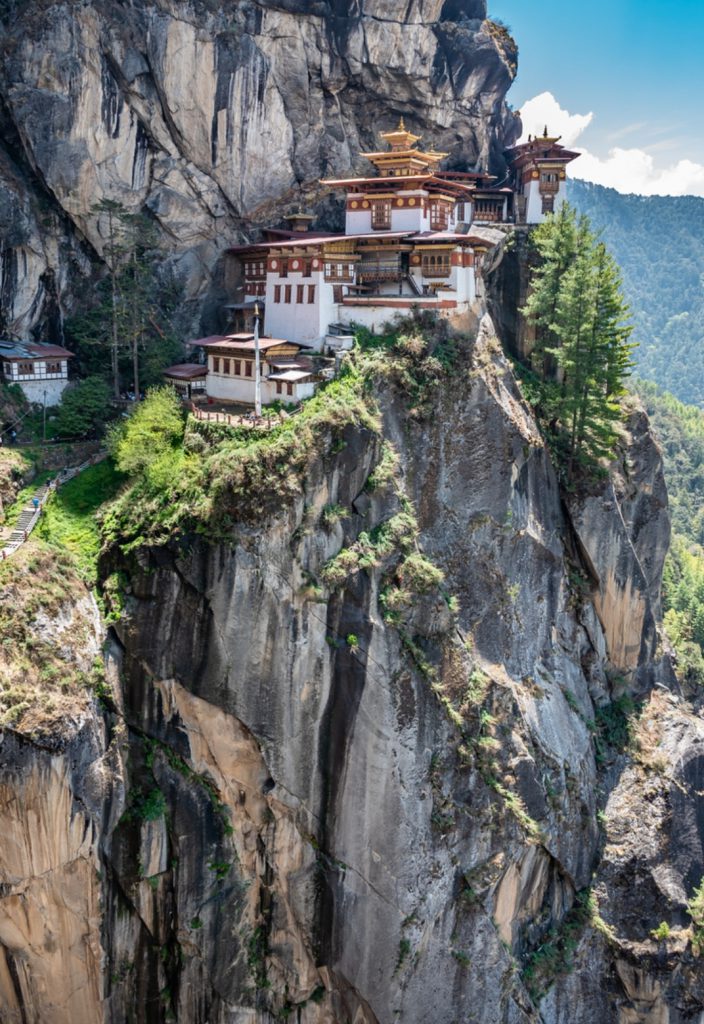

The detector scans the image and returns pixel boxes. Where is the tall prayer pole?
[254,301,262,418]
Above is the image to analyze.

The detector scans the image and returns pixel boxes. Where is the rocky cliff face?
[0,0,518,338]
[3,302,699,1024]
[3,3,704,1021]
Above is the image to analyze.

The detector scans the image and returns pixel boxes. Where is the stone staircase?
[0,454,106,561]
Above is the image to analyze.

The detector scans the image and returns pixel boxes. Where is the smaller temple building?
[162,362,208,399]
[0,339,74,405]
[168,333,318,407]
[506,130,580,223]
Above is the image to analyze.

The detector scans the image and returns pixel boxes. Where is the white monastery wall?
[345,209,373,235]
[205,369,314,407]
[205,372,258,405]
[263,270,333,348]
[450,264,476,303]
[525,182,545,225]
[18,377,68,406]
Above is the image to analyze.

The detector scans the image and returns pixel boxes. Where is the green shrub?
[365,442,399,492]
[129,787,167,822]
[593,696,638,764]
[55,376,113,437]
[396,938,411,971]
[321,503,347,527]
[396,552,444,593]
[109,387,186,478]
[320,547,361,588]
[688,878,704,954]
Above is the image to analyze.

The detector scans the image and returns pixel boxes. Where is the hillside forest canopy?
[569,179,704,408]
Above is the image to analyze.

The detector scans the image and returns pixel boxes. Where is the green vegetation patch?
[522,890,595,1001]
[0,447,31,521]
[593,695,639,765]
[102,367,377,550]
[36,459,125,584]
[632,381,704,685]
[102,315,467,551]
[570,179,704,408]
[688,878,704,955]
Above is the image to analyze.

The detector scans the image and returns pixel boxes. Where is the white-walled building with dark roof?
[0,340,74,405]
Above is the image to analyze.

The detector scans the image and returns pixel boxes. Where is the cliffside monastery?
[166,123,579,409]
[0,123,579,413]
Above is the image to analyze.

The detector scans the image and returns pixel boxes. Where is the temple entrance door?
[400,252,409,295]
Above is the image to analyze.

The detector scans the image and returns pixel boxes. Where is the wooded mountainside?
[569,179,704,407]
[632,381,704,682]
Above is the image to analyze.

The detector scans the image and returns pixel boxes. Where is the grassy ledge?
[100,314,468,552]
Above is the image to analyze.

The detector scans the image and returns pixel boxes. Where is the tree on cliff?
[523,205,634,478]
[67,201,181,400]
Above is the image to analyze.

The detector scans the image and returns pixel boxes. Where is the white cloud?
[572,149,704,197]
[518,91,593,148]
[518,92,704,198]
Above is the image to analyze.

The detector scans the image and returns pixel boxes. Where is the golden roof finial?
[398,116,406,131]
[543,125,549,138]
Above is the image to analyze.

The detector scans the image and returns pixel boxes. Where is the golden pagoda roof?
[359,118,448,175]
[379,117,422,152]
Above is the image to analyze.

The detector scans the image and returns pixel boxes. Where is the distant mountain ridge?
[568,178,704,406]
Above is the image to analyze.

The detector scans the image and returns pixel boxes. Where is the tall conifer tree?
[522,205,634,478]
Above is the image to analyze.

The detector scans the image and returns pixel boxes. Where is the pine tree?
[523,203,579,378]
[522,205,634,479]
[67,202,182,399]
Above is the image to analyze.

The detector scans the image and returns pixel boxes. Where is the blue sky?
[490,0,704,194]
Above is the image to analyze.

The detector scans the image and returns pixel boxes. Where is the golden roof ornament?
[380,118,422,152]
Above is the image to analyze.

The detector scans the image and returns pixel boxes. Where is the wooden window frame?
[371,200,392,231]
[429,202,449,231]
[223,358,230,375]
[308,284,316,304]
[285,284,292,304]
[297,284,304,304]
[244,360,253,377]
[213,357,220,373]
[274,285,281,303]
